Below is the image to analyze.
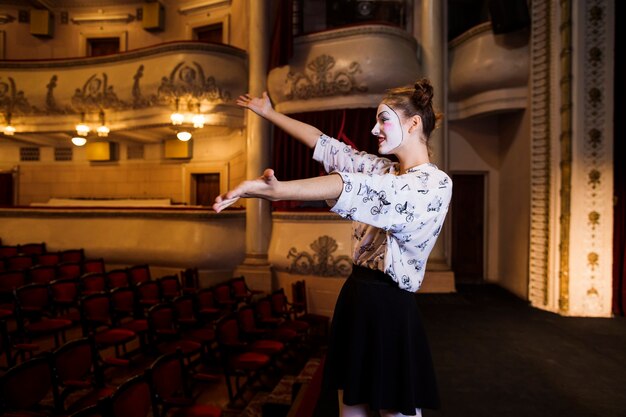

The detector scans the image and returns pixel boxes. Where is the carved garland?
[0,61,231,116]
[581,0,609,313]
[286,54,367,100]
[558,0,573,313]
[285,235,352,277]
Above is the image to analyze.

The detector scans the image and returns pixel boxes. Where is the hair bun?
[413,78,434,108]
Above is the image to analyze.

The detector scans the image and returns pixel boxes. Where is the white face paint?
[371,103,404,154]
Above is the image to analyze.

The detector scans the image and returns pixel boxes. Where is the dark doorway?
[87,37,120,57]
[193,173,220,207]
[194,23,223,43]
[451,173,485,283]
[0,173,14,206]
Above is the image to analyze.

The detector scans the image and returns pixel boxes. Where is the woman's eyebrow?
[377,110,390,118]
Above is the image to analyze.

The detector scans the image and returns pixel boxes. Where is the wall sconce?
[191,113,205,129]
[71,136,87,146]
[3,113,15,136]
[96,110,110,137]
[176,130,192,141]
[170,98,184,125]
[191,103,205,128]
[75,112,90,137]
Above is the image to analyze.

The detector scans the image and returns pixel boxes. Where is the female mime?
[214,79,451,417]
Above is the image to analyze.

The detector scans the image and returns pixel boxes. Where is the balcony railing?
[0,41,247,144]
[448,22,529,120]
[268,24,421,114]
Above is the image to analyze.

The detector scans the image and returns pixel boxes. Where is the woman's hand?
[236,92,273,117]
[213,169,279,213]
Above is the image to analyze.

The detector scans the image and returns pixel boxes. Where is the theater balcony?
[447,22,529,120]
[267,24,421,114]
[0,41,247,144]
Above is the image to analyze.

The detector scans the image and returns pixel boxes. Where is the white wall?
[497,110,530,299]
[448,109,531,299]
[448,115,500,282]
[0,0,249,59]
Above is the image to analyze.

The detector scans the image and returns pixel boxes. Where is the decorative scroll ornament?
[71,73,127,112]
[0,76,37,114]
[155,61,231,106]
[286,54,367,100]
[131,65,154,108]
[287,235,352,277]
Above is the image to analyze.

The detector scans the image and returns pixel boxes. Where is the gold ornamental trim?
[558,0,572,313]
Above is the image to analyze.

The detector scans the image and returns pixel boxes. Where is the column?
[234,0,273,293]
[419,0,456,292]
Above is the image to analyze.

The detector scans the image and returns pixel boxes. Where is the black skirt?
[323,265,440,415]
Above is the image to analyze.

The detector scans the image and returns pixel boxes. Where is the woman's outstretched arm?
[212,169,343,213]
[237,92,322,148]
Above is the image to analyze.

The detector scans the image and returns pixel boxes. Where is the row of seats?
[0,239,329,414]
[0,277,326,416]
[0,339,222,417]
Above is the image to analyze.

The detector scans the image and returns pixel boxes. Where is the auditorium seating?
[14,283,73,349]
[0,239,326,416]
[51,336,115,413]
[144,349,222,417]
[0,354,56,416]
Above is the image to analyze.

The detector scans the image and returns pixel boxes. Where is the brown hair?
[382,78,443,141]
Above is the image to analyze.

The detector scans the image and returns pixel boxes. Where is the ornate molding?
[1,60,233,117]
[448,22,492,49]
[0,42,246,69]
[528,0,552,307]
[580,0,611,314]
[285,55,367,100]
[0,77,38,115]
[558,0,573,313]
[71,73,127,112]
[284,235,352,277]
[295,24,416,47]
[155,61,231,105]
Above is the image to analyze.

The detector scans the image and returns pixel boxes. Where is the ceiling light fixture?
[97,110,110,137]
[176,130,192,141]
[170,98,184,125]
[71,136,87,146]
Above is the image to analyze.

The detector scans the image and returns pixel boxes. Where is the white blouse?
[313,134,453,292]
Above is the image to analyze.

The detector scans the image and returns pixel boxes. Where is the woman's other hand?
[236,92,273,117]
[213,169,279,213]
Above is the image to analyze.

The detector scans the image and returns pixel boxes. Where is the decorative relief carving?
[588,211,600,228]
[286,55,367,100]
[581,0,610,314]
[286,235,352,277]
[71,73,128,112]
[0,76,38,114]
[1,60,230,116]
[154,61,231,106]
[131,65,153,108]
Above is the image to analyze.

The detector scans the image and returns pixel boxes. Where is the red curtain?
[613,0,625,316]
[272,108,380,210]
[268,0,293,71]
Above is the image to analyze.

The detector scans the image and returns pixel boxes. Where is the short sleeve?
[313,134,396,175]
